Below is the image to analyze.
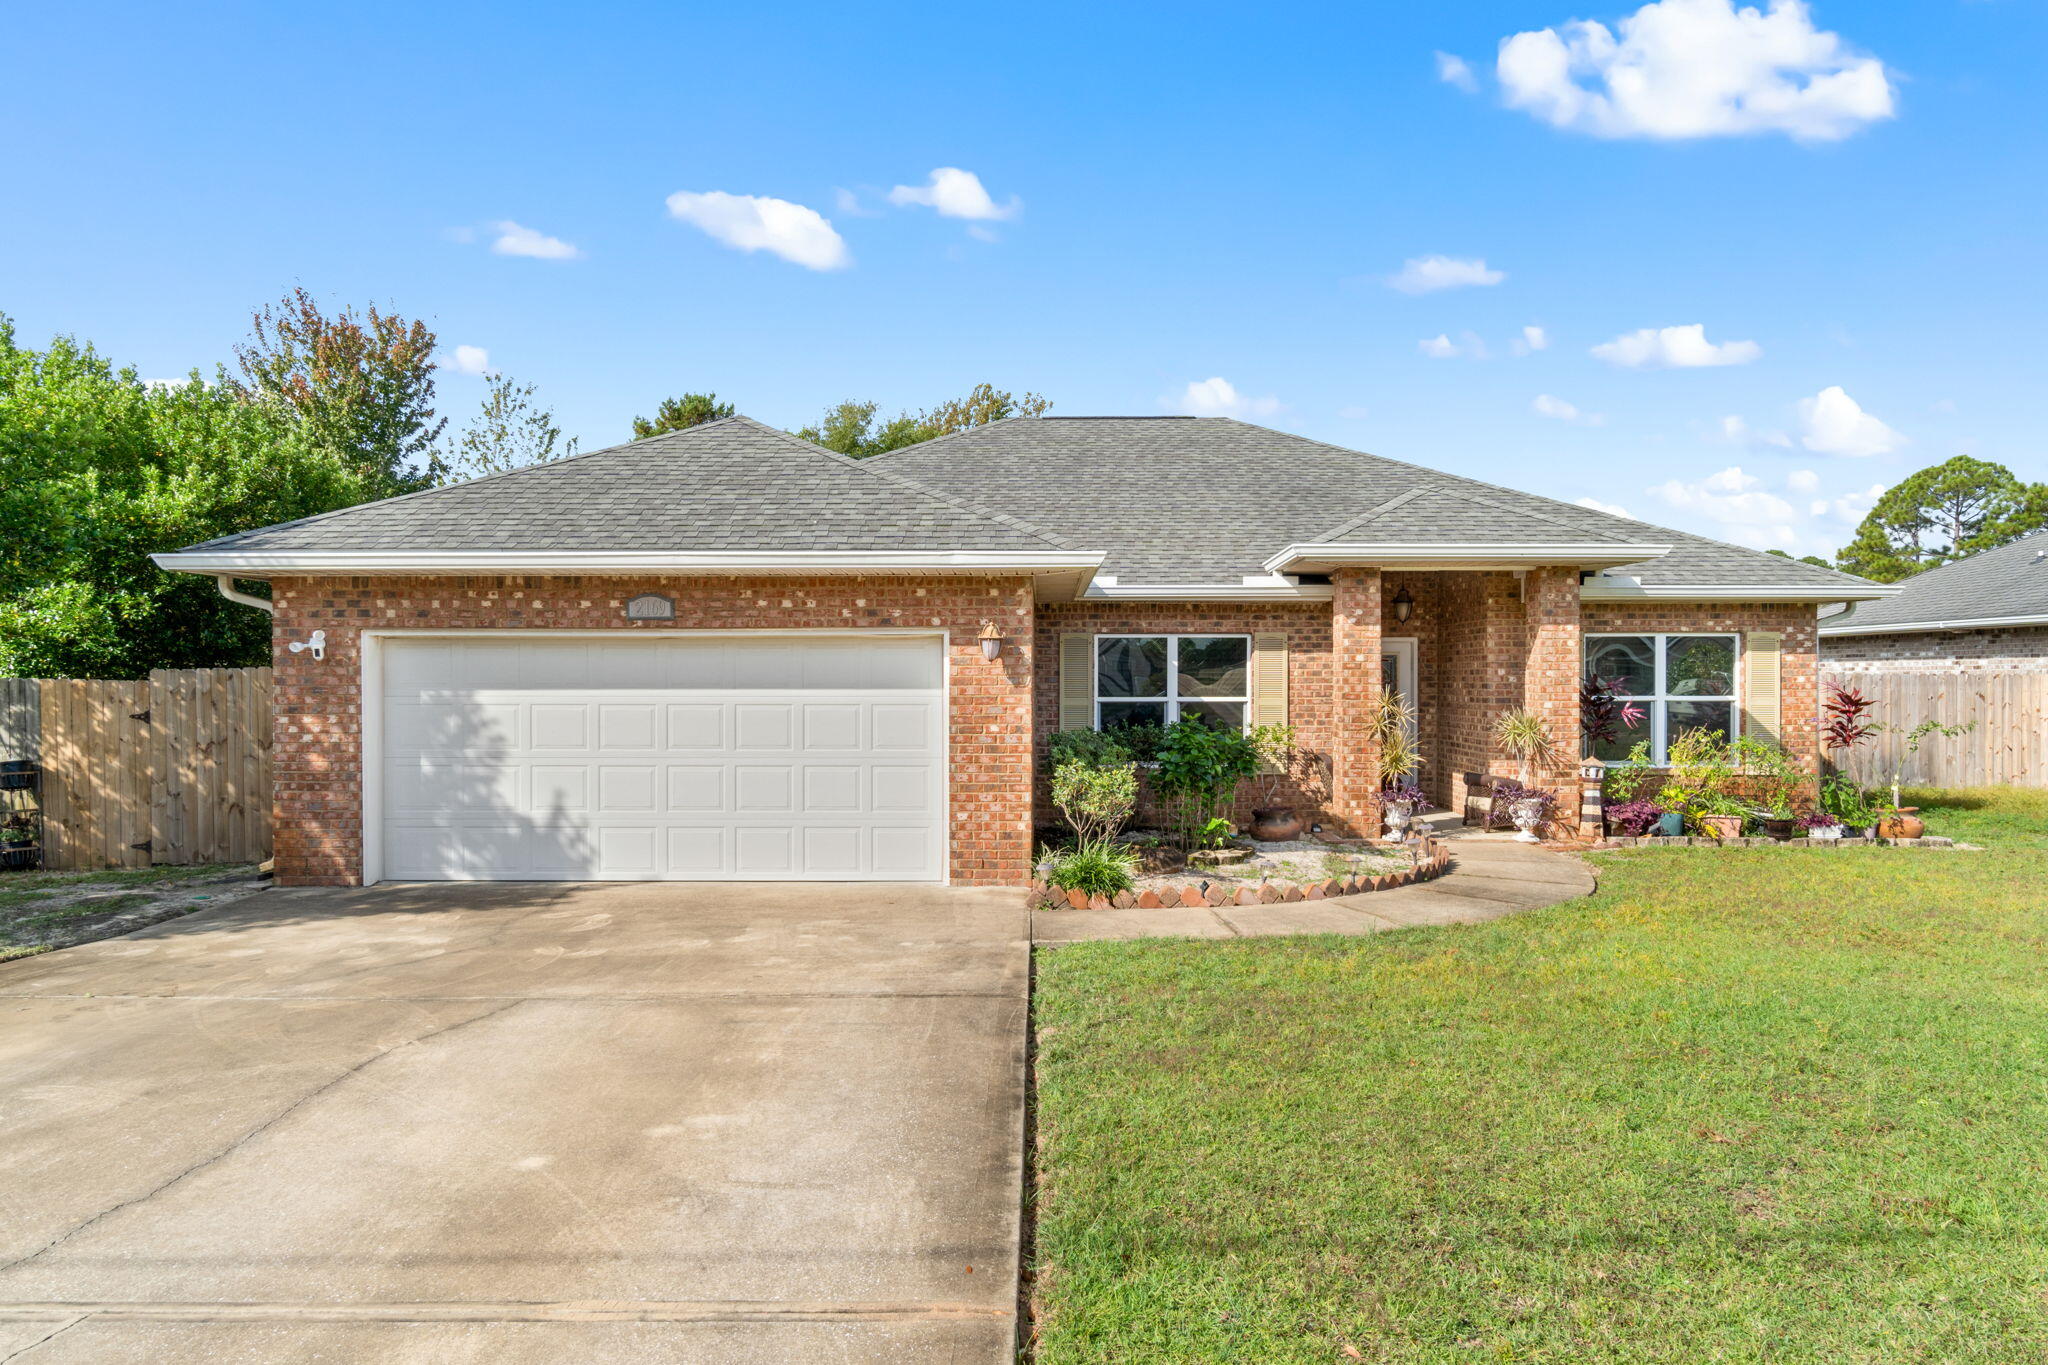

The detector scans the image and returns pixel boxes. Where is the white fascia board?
[1263,542,1672,573]
[1083,580,1336,602]
[1820,611,2048,636]
[1583,580,1902,604]
[152,549,1108,576]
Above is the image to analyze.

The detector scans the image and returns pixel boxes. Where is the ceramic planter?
[1509,797,1545,843]
[1382,802,1413,839]
[1807,823,1845,841]
[1655,811,1685,837]
[1761,817,1796,841]
[1876,808,1925,840]
[1700,814,1744,840]
[1249,806,1304,842]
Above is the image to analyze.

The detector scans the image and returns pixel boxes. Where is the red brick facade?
[269,574,1036,887]
[266,573,1823,886]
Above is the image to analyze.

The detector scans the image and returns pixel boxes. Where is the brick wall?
[1584,601,1822,780]
[1329,569,1384,837]
[1429,571,1527,815]
[1032,600,1334,829]
[1823,624,2048,673]
[269,574,1036,887]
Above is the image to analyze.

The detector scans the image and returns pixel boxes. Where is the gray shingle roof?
[1820,534,2048,632]
[176,416,1076,555]
[870,416,1877,592]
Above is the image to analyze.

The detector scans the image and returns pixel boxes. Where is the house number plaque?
[625,594,675,621]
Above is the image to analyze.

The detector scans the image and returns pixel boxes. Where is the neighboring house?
[152,416,1892,887]
[1820,535,2048,674]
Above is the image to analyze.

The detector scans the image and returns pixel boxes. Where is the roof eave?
[1819,609,2048,636]
[1584,577,1900,604]
[1263,542,1674,574]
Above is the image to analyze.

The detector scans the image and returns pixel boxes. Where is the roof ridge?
[1309,488,1428,543]
[734,416,1081,552]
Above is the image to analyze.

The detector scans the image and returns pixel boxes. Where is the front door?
[1381,636,1418,728]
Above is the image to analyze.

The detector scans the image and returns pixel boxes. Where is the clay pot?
[1876,808,1924,840]
[1700,815,1744,840]
[1249,807,1304,842]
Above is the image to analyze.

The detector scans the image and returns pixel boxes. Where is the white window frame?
[1093,633,1252,732]
[1584,632,1740,765]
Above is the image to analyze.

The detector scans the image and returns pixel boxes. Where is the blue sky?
[5,0,2042,560]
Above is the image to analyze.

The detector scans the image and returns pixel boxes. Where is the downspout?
[214,574,274,615]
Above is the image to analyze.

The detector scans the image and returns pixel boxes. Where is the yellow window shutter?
[1059,634,1096,730]
[1743,631,1783,748]
[1252,632,1289,727]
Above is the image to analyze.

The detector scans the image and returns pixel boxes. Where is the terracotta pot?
[1700,815,1744,840]
[1249,807,1304,842]
[1877,808,1924,840]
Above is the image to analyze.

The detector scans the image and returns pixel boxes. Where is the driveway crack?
[0,998,526,1276]
[0,1314,81,1362]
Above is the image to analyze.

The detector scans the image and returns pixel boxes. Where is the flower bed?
[1592,834,1963,850]
[1034,836,1453,911]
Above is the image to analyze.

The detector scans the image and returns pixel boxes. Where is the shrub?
[1605,798,1664,837]
[1600,740,1655,803]
[1152,717,1260,849]
[1041,841,1137,898]
[1047,728,1134,770]
[1050,759,1138,846]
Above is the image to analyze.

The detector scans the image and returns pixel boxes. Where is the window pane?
[1100,701,1169,733]
[1589,729,1640,764]
[1177,636,1249,697]
[1666,637,1735,696]
[1178,701,1246,731]
[1666,700,1735,746]
[1097,637,1168,698]
[1586,636,1654,695]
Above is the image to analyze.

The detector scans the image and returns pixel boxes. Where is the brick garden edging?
[1033,836,1454,912]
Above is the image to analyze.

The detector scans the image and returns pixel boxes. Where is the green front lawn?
[1029,789,2048,1362]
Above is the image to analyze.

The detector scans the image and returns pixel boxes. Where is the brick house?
[1821,535,2048,675]
[153,416,1894,887]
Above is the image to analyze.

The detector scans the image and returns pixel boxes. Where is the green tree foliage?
[796,382,1050,458]
[0,317,387,677]
[631,392,735,439]
[1836,455,2048,582]
[439,372,578,482]
[230,286,444,497]
[1767,549,1834,569]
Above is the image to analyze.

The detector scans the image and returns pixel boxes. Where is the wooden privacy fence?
[1825,669,2048,789]
[0,669,272,870]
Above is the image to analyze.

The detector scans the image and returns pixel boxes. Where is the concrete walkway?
[1031,830,1596,943]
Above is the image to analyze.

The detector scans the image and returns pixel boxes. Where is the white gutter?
[1583,578,1901,604]
[1083,574,1335,602]
[1263,541,1673,573]
[1820,610,2048,637]
[154,549,1108,576]
[213,574,274,615]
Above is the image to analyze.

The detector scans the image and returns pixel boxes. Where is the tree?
[0,315,388,677]
[1767,549,1833,569]
[1836,455,2048,582]
[439,373,578,482]
[230,286,444,496]
[632,392,734,439]
[795,382,1050,458]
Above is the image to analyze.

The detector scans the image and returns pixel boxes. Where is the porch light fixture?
[1391,586,1414,624]
[979,622,1004,661]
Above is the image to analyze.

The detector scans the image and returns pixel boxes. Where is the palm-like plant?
[1491,709,1557,788]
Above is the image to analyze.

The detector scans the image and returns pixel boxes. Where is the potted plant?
[1491,709,1558,842]
[1819,774,1878,839]
[1604,797,1665,837]
[1798,811,1844,841]
[1367,689,1426,839]
[1246,722,1305,841]
[1692,795,1747,841]
[1380,778,1431,839]
[1652,784,1688,837]
[1730,736,1805,841]
[1867,718,1975,839]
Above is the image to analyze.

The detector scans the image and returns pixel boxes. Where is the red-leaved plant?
[1823,681,1876,752]
[1580,674,1646,749]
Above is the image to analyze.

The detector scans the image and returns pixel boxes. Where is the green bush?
[1041,841,1138,898]
[1050,759,1139,845]
[1152,717,1260,849]
[1048,728,1135,770]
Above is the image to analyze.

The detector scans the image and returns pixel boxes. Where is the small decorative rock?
[1155,886,1181,908]
[1260,884,1283,904]
[1282,884,1304,903]
[1303,882,1324,900]
[1206,885,1231,907]
[1065,888,1089,910]
[1112,889,1137,909]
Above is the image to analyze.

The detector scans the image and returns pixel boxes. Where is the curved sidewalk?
[1030,831,1596,943]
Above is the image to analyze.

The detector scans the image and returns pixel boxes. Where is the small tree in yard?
[439,373,578,481]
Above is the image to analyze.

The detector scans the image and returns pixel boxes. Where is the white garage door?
[377,635,946,882]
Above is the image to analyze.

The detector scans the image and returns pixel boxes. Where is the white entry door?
[376,635,946,882]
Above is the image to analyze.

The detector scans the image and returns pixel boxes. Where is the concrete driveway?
[0,882,1031,1363]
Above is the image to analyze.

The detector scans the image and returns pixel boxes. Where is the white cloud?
[1576,496,1635,519]
[665,191,850,270]
[1386,255,1505,294]
[1592,323,1760,368]
[440,345,490,376]
[887,167,1020,221]
[1511,325,1549,355]
[1648,464,1800,548]
[1533,394,1606,425]
[1797,385,1903,457]
[1175,377,1281,418]
[1495,0,1897,143]
[1436,51,1479,92]
[490,221,581,260]
[1786,468,1820,493]
[1419,332,1491,360]
[1718,413,1792,447]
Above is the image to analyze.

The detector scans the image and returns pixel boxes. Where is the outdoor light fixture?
[979,622,1003,661]
[287,629,327,662]
[1391,586,1414,624]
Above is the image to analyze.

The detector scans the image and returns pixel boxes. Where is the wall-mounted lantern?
[287,629,327,662]
[979,622,1004,661]
[1391,586,1414,624]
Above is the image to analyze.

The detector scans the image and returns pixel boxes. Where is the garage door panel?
[381,637,945,882]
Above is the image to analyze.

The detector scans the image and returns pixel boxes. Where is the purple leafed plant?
[1604,798,1665,837]
[1796,811,1839,831]
[1580,674,1646,748]
[1486,780,1557,830]
[1381,779,1433,812]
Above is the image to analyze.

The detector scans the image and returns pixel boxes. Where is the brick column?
[1521,567,1585,830]
[1330,569,1384,838]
